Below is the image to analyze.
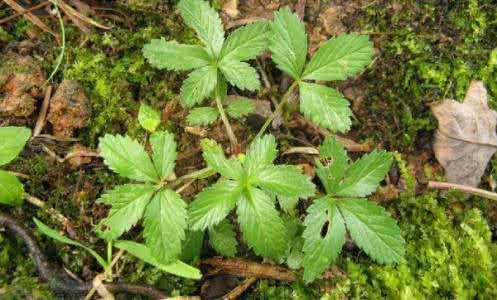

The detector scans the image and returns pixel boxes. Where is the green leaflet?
[338,198,405,264]
[178,0,225,57]
[0,126,31,167]
[316,138,349,194]
[302,34,373,81]
[200,139,243,180]
[142,39,211,71]
[219,60,261,91]
[299,82,352,133]
[209,220,238,257]
[138,103,161,133]
[181,230,205,263]
[114,241,201,279]
[302,197,345,283]
[180,65,218,108]
[220,22,269,62]
[227,98,255,119]
[186,107,219,126]
[269,7,308,79]
[99,134,159,183]
[244,135,278,175]
[252,165,315,198]
[150,131,177,179]
[278,196,299,217]
[0,170,24,206]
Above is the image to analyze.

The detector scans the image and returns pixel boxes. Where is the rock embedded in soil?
[47,80,90,138]
[0,53,45,117]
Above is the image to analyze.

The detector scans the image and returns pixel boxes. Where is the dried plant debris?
[47,80,90,138]
[0,53,45,117]
[431,81,497,187]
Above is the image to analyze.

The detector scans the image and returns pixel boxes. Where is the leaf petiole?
[215,86,238,148]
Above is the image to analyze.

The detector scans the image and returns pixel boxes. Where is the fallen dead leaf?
[431,81,497,187]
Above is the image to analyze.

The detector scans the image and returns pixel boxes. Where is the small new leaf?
[316,138,349,194]
[142,39,210,71]
[0,126,31,167]
[0,170,24,206]
[138,103,161,132]
[220,22,269,62]
[201,139,243,180]
[186,107,219,126]
[244,135,278,175]
[180,65,218,107]
[252,165,315,198]
[227,98,255,119]
[209,220,238,257]
[220,60,261,91]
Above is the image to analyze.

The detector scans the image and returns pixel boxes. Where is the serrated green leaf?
[219,60,261,91]
[115,240,201,279]
[316,138,349,194]
[302,197,346,283]
[227,98,255,119]
[244,135,277,175]
[96,184,155,241]
[150,131,177,179]
[34,218,108,269]
[178,0,225,57]
[220,21,269,62]
[209,220,238,257]
[181,230,205,263]
[99,134,159,182]
[338,198,404,264]
[0,170,24,206]
[142,39,211,71]
[269,7,308,79]
[180,66,218,107]
[252,165,315,198]
[287,237,304,270]
[278,196,299,216]
[336,151,392,197]
[138,103,161,132]
[302,34,373,81]
[200,139,243,180]
[143,189,187,264]
[186,107,219,126]
[0,126,31,166]
[299,82,352,133]
[189,180,242,230]
[237,187,288,259]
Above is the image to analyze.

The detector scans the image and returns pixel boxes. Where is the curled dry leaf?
[431,81,497,187]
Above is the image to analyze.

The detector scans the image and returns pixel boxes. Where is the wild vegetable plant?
[0,126,31,206]
[96,130,187,264]
[302,138,404,282]
[256,7,373,138]
[143,0,266,147]
[188,135,315,259]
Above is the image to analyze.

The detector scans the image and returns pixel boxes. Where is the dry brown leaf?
[431,81,497,187]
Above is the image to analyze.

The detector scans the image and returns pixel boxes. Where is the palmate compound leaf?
[244,134,278,175]
[96,184,155,241]
[188,179,243,231]
[142,39,211,71]
[0,126,31,166]
[237,187,289,259]
[269,7,308,80]
[337,198,405,264]
[180,65,218,108]
[178,0,225,57]
[114,240,201,279]
[99,134,159,183]
[150,131,177,179]
[227,98,255,119]
[302,197,346,283]
[251,165,315,198]
[335,150,393,198]
[220,21,270,62]
[143,188,188,264]
[208,219,238,257]
[0,170,24,206]
[302,34,373,81]
[138,103,161,133]
[219,60,261,91]
[200,139,243,180]
[186,107,219,126]
[299,82,352,133]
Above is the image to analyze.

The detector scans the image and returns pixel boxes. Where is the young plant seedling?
[302,138,404,282]
[96,130,187,265]
[0,126,31,206]
[256,7,373,138]
[188,135,315,259]
[143,0,267,147]
[138,103,161,133]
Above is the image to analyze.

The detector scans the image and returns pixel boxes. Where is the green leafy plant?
[257,7,373,138]
[0,126,31,206]
[143,0,267,146]
[138,103,161,133]
[188,135,315,259]
[96,131,187,264]
[301,138,404,282]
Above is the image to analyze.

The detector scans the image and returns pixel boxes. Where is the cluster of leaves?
[0,127,31,206]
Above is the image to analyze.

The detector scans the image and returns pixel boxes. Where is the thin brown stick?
[428,181,497,201]
[223,277,257,300]
[202,257,295,282]
[0,1,50,25]
[33,85,52,137]
[58,0,111,30]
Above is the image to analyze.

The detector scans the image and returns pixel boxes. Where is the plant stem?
[428,181,497,201]
[255,81,299,140]
[215,86,238,148]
